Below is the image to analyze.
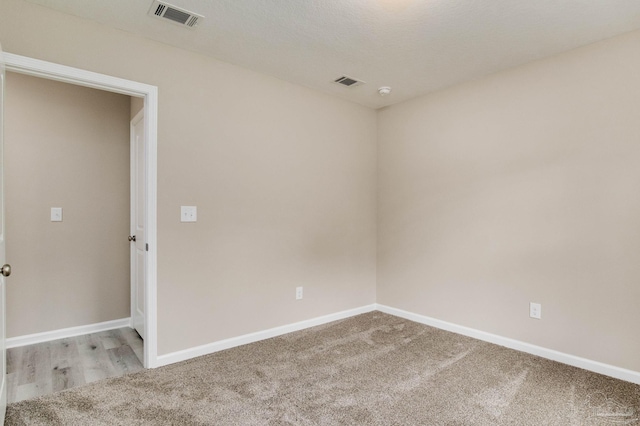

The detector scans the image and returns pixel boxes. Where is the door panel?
[131,110,145,340]
[0,42,8,423]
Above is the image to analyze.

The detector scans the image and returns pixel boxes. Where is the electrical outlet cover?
[530,302,542,319]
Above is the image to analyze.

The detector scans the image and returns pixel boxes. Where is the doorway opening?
[3,53,158,369]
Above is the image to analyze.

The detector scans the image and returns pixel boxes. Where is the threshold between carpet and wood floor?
[6,311,640,425]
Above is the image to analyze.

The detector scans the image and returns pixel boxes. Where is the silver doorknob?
[1,264,11,277]
[128,236,136,242]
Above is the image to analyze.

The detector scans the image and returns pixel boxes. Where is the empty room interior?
[1,0,640,424]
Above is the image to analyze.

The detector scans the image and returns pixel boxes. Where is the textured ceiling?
[25,0,640,108]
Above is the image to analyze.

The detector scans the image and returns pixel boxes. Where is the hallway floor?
[6,327,144,403]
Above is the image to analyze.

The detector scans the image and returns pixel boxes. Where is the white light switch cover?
[51,207,63,222]
[181,206,197,222]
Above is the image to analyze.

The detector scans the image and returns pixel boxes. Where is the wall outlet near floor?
[296,286,303,300]
[530,302,542,319]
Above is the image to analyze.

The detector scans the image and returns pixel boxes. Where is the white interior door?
[0,42,8,423]
[131,109,146,340]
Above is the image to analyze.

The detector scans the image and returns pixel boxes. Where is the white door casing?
[0,42,8,424]
[131,109,146,340]
[2,53,159,368]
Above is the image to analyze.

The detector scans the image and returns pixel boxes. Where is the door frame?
[4,53,159,368]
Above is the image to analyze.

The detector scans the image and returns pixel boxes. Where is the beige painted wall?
[4,72,131,337]
[377,30,640,372]
[0,0,377,354]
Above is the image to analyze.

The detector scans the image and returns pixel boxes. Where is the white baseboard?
[155,302,640,385]
[156,304,377,367]
[6,317,132,349]
[376,304,640,385]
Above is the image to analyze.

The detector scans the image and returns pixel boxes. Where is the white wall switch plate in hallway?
[296,286,303,300]
[51,207,63,222]
[181,206,197,222]
[530,302,542,319]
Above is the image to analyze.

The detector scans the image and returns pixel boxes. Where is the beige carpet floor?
[5,312,640,425]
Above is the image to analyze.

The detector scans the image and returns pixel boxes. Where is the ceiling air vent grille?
[148,1,204,29]
[333,76,365,88]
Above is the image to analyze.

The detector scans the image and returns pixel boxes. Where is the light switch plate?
[51,207,63,222]
[181,206,197,222]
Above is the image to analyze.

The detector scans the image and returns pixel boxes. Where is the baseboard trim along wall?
[156,304,378,367]
[376,304,640,385]
[6,318,132,349]
[24,304,631,386]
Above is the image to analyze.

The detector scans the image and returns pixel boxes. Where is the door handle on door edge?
[1,264,11,277]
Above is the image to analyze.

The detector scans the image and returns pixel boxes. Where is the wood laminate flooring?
[6,327,144,403]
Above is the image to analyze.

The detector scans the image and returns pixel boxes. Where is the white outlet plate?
[181,206,197,222]
[51,207,63,222]
[530,302,542,319]
[296,286,303,300]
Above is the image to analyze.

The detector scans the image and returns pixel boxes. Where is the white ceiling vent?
[333,76,365,88]
[148,1,204,29]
